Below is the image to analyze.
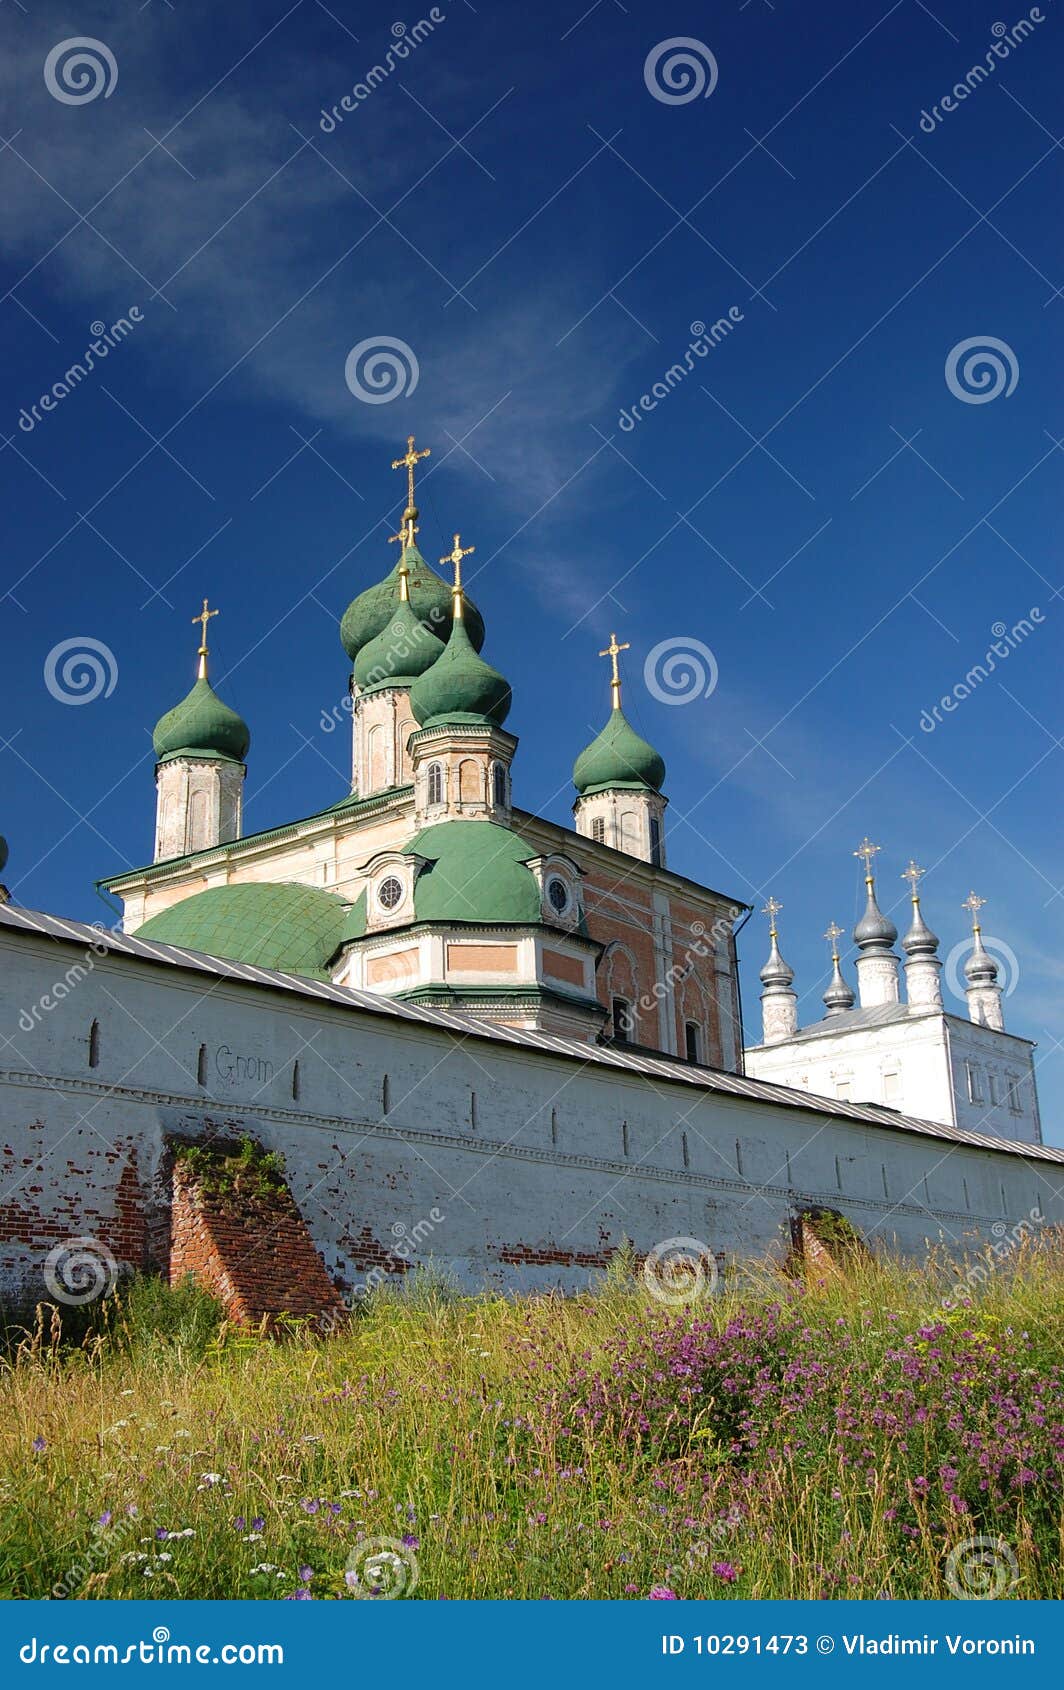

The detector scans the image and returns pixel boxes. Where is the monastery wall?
[1,924,1058,1307]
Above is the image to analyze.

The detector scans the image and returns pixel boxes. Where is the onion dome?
[409,609,511,729]
[964,928,999,986]
[823,955,855,1014]
[340,543,485,661]
[903,898,939,957]
[152,608,250,767]
[573,707,666,796]
[759,899,794,989]
[852,839,897,951]
[352,578,446,694]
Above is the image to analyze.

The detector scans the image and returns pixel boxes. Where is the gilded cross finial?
[902,860,925,899]
[441,532,475,592]
[192,597,219,679]
[599,632,631,709]
[762,895,783,937]
[854,836,881,881]
[389,513,418,549]
[962,890,987,931]
[824,920,844,958]
[391,434,430,512]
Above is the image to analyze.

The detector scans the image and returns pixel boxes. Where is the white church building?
[745,843,1041,1144]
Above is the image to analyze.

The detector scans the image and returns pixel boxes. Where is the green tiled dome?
[153,678,250,765]
[340,546,485,660]
[137,882,348,980]
[409,616,512,729]
[404,822,540,923]
[353,595,446,693]
[573,706,665,796]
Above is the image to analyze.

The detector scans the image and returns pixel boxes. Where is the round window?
[378,875,404,912]
[547,877,570,915]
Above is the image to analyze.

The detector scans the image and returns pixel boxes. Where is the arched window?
[591,816,605,843]
[492,762,507,807]
[427,763,443,805]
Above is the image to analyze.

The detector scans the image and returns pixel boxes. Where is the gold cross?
[854,836,881,878]
[391,434,430,509]
[901,860,925,896]
[962,890,986,929]
[762,896,783,935]
[441,532,475,590]
[193,597,218,652]
[389,513,418,549]
[824,920,844,952]
[599,632,630,707]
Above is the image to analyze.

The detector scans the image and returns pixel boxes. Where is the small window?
[835,1077,852,1101]
[883,1070,901,1104]
[684,1021,702,1064]
[292,1060,301,1102]
[649,815,663,867]
[966,1062,983,1104]
[547,877,570,915]
[427,763,443,805]
[492,763,507,807]
[377,875,403,912]
[88,1020,100,1069]
[591,817,605,844]
[987,1071,998,1106]
[1006,1073,1023,1114]
[196,1043,208,1088]
[612,997,633,1042]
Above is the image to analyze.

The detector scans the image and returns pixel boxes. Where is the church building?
[0,436,1058,1314]
[102,438,744,1067]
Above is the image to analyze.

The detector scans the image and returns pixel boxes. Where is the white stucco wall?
[1,922,1058,1307]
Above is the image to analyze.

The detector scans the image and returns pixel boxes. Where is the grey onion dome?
[902,899,939,957]
[823,956,856,1015]
[760,932,794,989]
[853,884,898,951]
[964,930,999,985]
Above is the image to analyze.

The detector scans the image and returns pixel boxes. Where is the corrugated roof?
[2,901,1059,1165]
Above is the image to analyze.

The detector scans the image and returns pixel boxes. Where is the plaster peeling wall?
[1,927,1058,1307]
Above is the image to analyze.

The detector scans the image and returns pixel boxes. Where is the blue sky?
[1,0,1061,1134]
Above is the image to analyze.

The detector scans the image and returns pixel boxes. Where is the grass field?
[2,1240,1062,1601]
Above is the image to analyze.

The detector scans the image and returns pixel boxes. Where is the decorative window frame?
[523,852,585,931]
[357,850,425,933]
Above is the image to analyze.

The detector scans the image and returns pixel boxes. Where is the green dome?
[153,676,250,765]
[404,822,542,924]
[409,616,512,729]
[340,545,484,660]
[136,882,348,980]
[352,594,446,692]
[573,706,665,795]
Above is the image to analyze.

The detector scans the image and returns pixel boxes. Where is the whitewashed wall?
[0,924,1058,1305]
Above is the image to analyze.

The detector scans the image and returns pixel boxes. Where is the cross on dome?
[963,890,987,931]
[854,836,882,879]
[192,597,219,679]
[824,920,844,956]
[441,533,475,591]
[901,860,926,897]
[392,434,430,513]
[762,895,783,936]
[599,633,630,708]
